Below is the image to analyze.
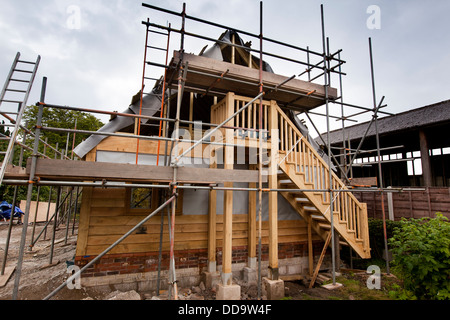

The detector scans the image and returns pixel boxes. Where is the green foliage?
[389,213,450,300]
[1,105,103,204]
[368,218,402,260]
[22,105,104,159]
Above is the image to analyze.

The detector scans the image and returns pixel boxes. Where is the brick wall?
[75,240,326,279]
[75,249,209,278]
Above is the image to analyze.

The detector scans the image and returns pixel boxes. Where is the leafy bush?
[389,213,450,300]
[368,218,402,260]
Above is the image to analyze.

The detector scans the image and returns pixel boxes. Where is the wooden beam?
[419,129,432,187]
[309,231,332,288]
[360,203,370,255]
[27,158,267,184]
[222,92,235,283]
[268,100,279,278]
[85,147,96,162]
[189,92,194,136]
[169,51,338,110]
[231,33,235,65]
[208,146,217,272]
[1,163,27,180]
[75,187,93,257]
[308,216,313,277]
[248,164,257,261]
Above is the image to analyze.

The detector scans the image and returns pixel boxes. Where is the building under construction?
[0,2,413,300]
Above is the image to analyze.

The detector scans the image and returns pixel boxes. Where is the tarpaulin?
[0,200,24,220]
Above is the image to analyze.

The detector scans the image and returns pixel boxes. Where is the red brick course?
[75,241,325,278]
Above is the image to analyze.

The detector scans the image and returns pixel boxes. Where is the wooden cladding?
[76,187,319,257]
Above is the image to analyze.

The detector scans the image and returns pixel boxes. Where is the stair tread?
[277,147,369,258]
[310,214,326,221]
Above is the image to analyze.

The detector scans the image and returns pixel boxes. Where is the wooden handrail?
[272,102,366,242]
[210,93,369,245]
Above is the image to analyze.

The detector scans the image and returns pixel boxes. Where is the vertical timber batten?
[208,142,218,273]
[222,92,235,285]
[268,100,279,279]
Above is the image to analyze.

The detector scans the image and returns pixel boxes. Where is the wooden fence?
[352,187,450,221]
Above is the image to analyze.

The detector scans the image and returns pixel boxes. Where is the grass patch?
[319,274,401,300]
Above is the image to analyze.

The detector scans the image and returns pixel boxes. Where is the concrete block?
[286,263,302,275]
[278,265,287,275]
[242,267,257,285]
[207,261,216,273]
[263,277,285,300]
[202,271,220,289]
[321,282,343,290]
[221,272,233,286]
[248,257,257,269]
[216,283,241,300]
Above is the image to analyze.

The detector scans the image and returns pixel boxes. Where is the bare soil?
[0,222,400,300]
[0,221,107,300]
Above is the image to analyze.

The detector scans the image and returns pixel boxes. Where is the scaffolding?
[0,1,398,300]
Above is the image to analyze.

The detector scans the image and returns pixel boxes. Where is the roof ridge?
[324,98,450,136]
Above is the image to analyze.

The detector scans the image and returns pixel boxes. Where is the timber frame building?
[1,2,385,299]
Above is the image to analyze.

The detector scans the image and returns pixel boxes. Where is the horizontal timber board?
[27,158,266,183]
[169,51,337,110]
[85,234,316,256]
[87,214,307,228]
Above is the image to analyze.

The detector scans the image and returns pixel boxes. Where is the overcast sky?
[1,0,449,136]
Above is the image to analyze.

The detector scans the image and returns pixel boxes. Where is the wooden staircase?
[211,93,371,259]
[274,103,371,259]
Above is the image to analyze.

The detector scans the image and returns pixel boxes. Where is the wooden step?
[295,197,310,204]
[278,153,370,259]
[310,214,326,222]
[318,223,331,230]
[304,206,319,213]
[278,179,294,185]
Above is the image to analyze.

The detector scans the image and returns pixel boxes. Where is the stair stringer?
[278,160,370,259]
[279,190,329,243]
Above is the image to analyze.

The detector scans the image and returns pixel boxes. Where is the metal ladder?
[135,19,172,165]
[0,52,41,185]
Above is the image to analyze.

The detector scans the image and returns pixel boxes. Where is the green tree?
[22,105,104,159]
[1,105,104,204]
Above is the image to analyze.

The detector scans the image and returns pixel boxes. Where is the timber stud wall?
[75,186,325,280]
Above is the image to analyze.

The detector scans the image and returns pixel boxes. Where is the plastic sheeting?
[96,150,300,221]
[0,201,24,220]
